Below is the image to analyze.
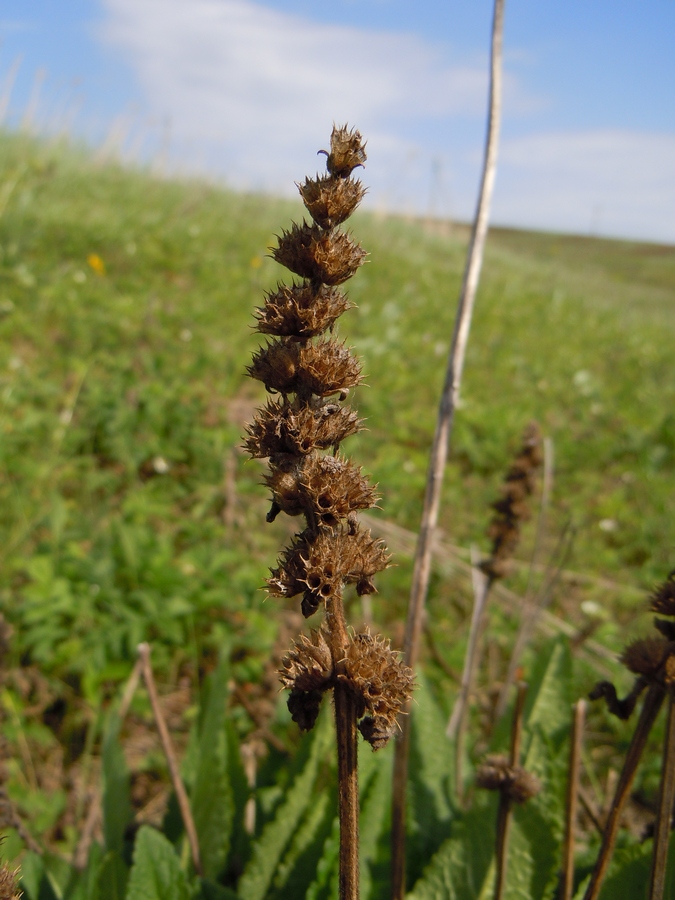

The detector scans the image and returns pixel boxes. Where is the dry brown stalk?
[244,125,412,900]
[649,687,675,899]
[448,424,542,800]
[583,684,664,900]
[494,682,528,900]
[391,2,505,892]
[561,699,586,900]
[137,642,203,877]
[585,570,675,898]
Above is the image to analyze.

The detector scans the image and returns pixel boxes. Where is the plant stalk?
[649,686,675,900]
[447,559,494,802]
[561,699,586,900]
[391,1,505,895]
[137,642,203,877]
[583,683,665,900]
[335,682,360,900]
[494,681,527,900]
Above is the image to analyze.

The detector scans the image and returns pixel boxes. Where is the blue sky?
[1,0,674,242]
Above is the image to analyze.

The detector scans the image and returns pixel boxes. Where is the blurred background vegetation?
[0,129,673,861]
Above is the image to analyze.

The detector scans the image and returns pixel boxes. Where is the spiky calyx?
[298,175,366,229]
[318,125,367,178]
[267,527,390,617]
[247,337,363,398]
[278,628,414,749]
[244,400,362,459]
[254,283,352,338]
[272,223,366,286]
[264,454,378,528]
[339,632,414,750]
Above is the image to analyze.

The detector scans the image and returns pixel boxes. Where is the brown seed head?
[298,174,366,228]
[247,337,362,398]
[339,631,414,750]
[272,222,366,285]
[300,454,379,526]
[267,526,389,616]
[319,124,367,178]
[476,753,541,803]
[279,628,333,692]
[254,282,352,338]
[264,454,378,526]
[621,637,671,679]
[244,399,362,458]
[481,421,543,580]
[287,688,324,731]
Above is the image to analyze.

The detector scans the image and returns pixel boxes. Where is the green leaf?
[20,852,46,900]
[407,672,455,885]
[358,742,393,899]
[305,816,340,900]
[237,710,332,900]
[126,826,191,900]
[196,880,239,900]
[102,712,132,855]
[523,638,573,749]
[272,789,334,899]
[90,851,129,900]
[406,798,496,900]
[191,658,234,880]
[224,719,252,872]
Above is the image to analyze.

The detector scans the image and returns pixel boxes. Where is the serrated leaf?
[19,852,46,900]
[90,851,129,900]
[359,742,393,899]
[407,672,455,885]
[102,712,132,855]
[305,815,340,900]
[126,826,191,900]
[523,638,572,748]
[224,719,251,874]
[196,879,239,900]
[271,789,333,899]
[406,798,496,900]
[237,710,332,900]
[191,658,234,880]
[592,830,675,900]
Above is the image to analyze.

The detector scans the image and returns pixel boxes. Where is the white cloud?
[97,0,674,243]
[98,0,503,191]
[495,130,675,243]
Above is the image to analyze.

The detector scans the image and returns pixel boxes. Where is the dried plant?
[448,422,543,799]
[244,125,413,899]
[584,570,675,900]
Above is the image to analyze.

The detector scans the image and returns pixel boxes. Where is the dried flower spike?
[244,123,413,897]
[480,421,543,579]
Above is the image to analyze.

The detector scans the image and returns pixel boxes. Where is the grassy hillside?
[1,129,674,680]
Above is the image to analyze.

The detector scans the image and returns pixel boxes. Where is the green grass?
[1,127,674,698]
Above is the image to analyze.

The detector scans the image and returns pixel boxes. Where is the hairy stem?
[391,1,505,895]
[335,682,360,900]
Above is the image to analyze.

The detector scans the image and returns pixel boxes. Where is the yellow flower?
[87,253,105,276]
